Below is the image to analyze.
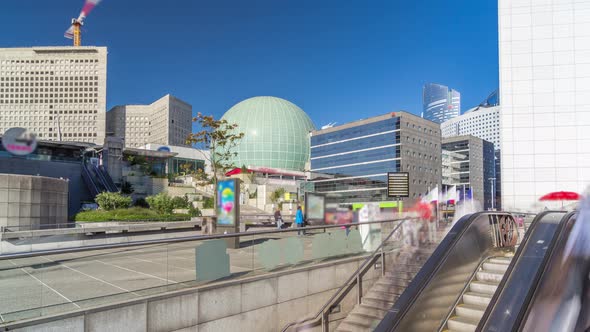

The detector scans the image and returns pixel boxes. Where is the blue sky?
[1,0,499,129]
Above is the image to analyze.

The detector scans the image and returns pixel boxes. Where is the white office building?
[441,105,501,148]
[0,46,108,144]
[106,94,192,148]
[499,0,590,210]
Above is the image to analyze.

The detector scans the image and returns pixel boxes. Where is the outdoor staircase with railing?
[334,226,450,332]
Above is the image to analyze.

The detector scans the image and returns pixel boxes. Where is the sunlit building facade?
[499,0,590,210]
[423,83,461,124]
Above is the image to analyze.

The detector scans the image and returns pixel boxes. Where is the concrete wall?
[0,174,68,231]
[0,158,92,217]
[1,256,381,332]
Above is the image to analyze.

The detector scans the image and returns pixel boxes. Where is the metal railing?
[281,218,414,332]
[0,218,408,325]
[0,218,403,260]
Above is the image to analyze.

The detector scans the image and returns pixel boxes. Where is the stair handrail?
[98,165,118,192]
[280,217,413,332]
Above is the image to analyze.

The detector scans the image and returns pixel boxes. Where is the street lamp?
[489,177,496,210]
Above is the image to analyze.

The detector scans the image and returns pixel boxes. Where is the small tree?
[180,162,193,176]
[270,188,286,206]
[95,192,132,211]
[187,113,244,209]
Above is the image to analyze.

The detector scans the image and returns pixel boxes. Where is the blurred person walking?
[295,205,305,235]
[274,207,284,229]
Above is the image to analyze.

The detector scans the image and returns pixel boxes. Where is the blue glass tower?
[423,83,461,124]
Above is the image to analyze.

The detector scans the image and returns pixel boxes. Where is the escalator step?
[447,315,480,332]
[469,280,499,295]
[455,303,486,320]
[463,291,492,306]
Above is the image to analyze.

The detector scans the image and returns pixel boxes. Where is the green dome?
[221,96,315,171]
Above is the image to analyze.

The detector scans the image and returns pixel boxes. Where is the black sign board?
[387,172,409,197]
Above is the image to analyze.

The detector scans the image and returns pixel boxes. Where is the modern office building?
[309,112,442,204]
[441,105,501,147]
[220,96,315,172]
[106,94,192,148]
[499,1,590,210]
[441,90,502,208]
[423,83,461,124]
[442,135,496,210]
[0,46,108,144]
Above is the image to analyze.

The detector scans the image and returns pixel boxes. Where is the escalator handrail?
[81,163,99,196]
[477,210,574,331]
[94,165,117,192]
[374,211,510,332]
[98,165,118,191]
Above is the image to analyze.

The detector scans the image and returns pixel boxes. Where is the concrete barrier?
[0,255,377,332]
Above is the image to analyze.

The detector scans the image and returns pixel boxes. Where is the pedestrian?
[274,207,284,229]
[295,205,305,235]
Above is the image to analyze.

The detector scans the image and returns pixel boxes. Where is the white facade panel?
[500,0,590,211]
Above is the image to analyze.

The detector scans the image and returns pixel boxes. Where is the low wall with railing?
[0,254,378,332]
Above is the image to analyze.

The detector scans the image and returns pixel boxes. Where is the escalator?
[82,162,118,196]
[373,210,578,332]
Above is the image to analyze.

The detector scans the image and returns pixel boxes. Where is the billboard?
[216,179,239,226]
[305,193,325,225]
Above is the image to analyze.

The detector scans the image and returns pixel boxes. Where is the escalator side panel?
[478,211,566,332]
[375,212,510,332]
[519,212,584,332]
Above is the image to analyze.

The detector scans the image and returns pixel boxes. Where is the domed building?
[221,96,315,172]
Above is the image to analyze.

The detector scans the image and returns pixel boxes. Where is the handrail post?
[322,311,329,332]
[381,247,385,276]
[357,274,362,305]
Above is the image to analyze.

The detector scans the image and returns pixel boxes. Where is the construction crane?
[64,0,102,46]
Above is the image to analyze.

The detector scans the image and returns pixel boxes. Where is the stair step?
[482,262,509,273]
[336,320,373,332]
[377,276,411,287]
[463,291,492,306]
[488,257,512,265]
[384,271,416,280]
[447,315,480,332]
[351,305,387,320]
[342,312,381,329]
[361,295,395,310]
[364,290,398,303]
[469,280,499,295]
[476,270,505,283]
[455,303,486,321]
[371,282,406,295]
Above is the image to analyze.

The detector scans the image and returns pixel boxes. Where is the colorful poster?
[305,193,325,223]
[217,179,237,226]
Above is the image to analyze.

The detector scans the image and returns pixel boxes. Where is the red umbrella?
[539,191,581,208]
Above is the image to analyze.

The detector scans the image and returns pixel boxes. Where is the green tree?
[187,113,244,208]
[270,188,286,206]
[95,192,132,211]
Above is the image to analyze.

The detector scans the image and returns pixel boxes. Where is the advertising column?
[216,178,240,249]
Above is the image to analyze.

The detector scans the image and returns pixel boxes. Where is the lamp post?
[489,177,496,210]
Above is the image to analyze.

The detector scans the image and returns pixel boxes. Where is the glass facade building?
[423,83,461,124]
[309,112,442,205]
[310,116,401,202]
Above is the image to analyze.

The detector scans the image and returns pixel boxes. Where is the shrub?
[133,197,149,208]
[95,192,132,211]
[146,192,175,214]
[171,196,190,209]
[74,207,190,222]
[121,181,134,195]
[188,204,202,217]
[203,196,214,209]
